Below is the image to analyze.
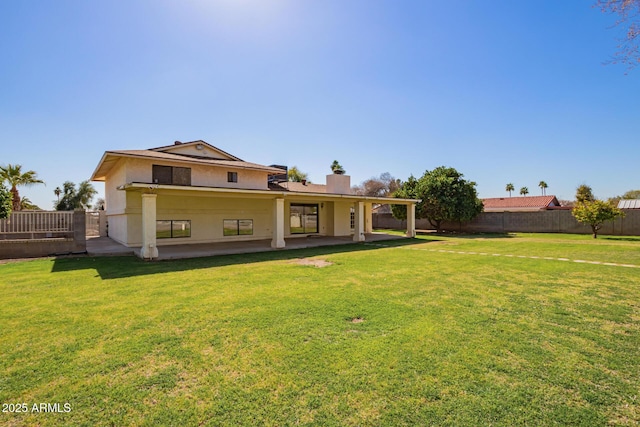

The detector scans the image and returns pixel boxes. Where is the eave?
[118,182,420,205]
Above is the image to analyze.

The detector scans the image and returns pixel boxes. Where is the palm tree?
[287,166,310,183]
[505,183,515,197]
[0,164,44,211]
[538,181,548,196]
[54,186,61,203]
[55,180,97,211]
[330,160,345,174]
[19,197,40,211]
[520,187,529,196]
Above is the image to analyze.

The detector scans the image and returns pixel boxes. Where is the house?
[617,199,640,209]
[482,195,562,212]
[91,140,418,259]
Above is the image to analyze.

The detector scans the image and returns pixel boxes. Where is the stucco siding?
[106,214,129,246]
[333,201,353,236]
[132,195,276,246]
[109,157,270,190]
[105,160,127,213]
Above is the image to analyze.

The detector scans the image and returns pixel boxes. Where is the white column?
[364,203,373,233]
[353,201,365,242]
[406,203,416,237]
[272,198,286,249]
[140,193,159,259]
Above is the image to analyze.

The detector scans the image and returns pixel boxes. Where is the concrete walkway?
[86,236,135,256]
[87,233,408,260]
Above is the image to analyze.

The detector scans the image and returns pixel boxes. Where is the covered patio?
[87,232,409,260]
[117,183,417,260]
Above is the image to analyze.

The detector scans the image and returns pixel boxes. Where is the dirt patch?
[292,258,333,268]
[350,317,364,323]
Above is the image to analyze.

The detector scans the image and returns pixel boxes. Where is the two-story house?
[91,140,417,259]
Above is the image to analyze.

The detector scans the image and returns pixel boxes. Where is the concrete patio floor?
[87,232,408,260]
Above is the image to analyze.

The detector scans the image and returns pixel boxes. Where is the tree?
[330,160,345,174]
[576,184,595,204]
[55,181,97,211]
[392,166,483,232]
[0,164,45,211]
[520,187,529,196]
[538,181,548,196]
[505,183,515,197]
[621,189,640,199]
[19,197,40,211]
[94,198,106,210]
[287,166,310,183]
[390,175,420,221]
[572,199,624,238]
[596,0,640,70]
[54,186,62,203]
[353,172,401,197]
[607,189,640,205]
[0,184,11,219]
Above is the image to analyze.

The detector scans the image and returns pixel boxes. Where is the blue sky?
[1,0,638,209]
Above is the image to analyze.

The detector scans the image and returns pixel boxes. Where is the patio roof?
[117,182,420,205]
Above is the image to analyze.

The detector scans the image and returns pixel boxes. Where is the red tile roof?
[482,195,560,211]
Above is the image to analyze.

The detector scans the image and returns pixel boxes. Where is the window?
[350,208,355,230]
[290,204,318,234]
[223,219,253,236]
[152,165,191,186]
[227,171,238,183]
[157,220,191,238]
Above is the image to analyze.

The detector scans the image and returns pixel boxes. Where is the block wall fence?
[373,209,640,236]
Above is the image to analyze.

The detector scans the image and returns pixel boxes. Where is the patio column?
[140,193,159,259]
[406,203,416,237]
[353,201,365,242]
[364,203,373,233]
[272,197,286,249]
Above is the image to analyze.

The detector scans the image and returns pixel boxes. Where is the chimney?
[301,179,307,186]
[174,141,182,145]
[326,173,350,195]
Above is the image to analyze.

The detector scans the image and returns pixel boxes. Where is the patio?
[87,232,407,260]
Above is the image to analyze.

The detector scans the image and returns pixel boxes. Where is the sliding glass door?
[290,204,318,234]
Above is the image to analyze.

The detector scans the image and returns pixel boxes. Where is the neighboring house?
[617,199,640,209]
[91,140,418,259]
[482,195,562,212]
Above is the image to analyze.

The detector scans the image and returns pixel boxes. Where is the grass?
[1,233,639,426]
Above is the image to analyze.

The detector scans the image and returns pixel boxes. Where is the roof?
[618,199,640,209]
[91,141,284,181]
[149,140,243,161]
[482,195,560,211]
[119,182,419,205]
[268,181,329,194]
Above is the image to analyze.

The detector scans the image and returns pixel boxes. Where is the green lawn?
[1,233,639,426]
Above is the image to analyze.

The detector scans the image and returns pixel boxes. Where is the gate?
[86,211,100,236]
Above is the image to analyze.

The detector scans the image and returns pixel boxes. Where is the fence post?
[99,211,107,237]
[73,211,86,252]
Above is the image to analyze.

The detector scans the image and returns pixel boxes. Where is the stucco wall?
[112,157,269,190]
[333,201,353,236]
[373,210,640,236]
[109,194,360,247]
[105,160,127,213]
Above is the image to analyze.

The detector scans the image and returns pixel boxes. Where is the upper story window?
[227,172,238,183]
[152,165,191,186]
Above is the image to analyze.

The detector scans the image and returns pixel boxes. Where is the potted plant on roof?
[331,160,345,175]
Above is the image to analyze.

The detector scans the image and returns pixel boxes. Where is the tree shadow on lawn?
[601,236,640,242]
[415,230,515,239]
[50,238,424,280]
